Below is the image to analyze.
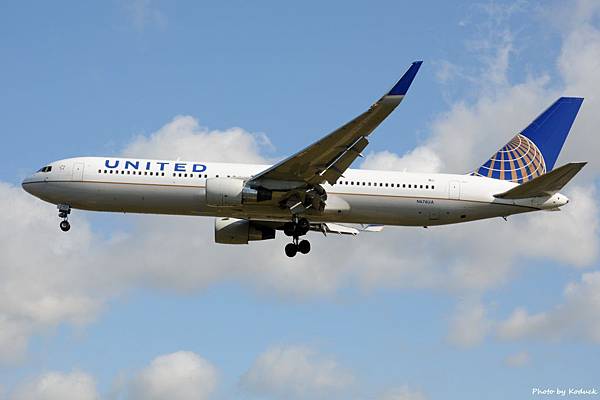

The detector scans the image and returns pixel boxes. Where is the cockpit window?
[37,166,52,173]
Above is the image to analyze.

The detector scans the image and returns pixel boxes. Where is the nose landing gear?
[283,217,311,257]
[58,204,71,232]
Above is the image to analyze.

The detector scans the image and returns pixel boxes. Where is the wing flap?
[321,223,359,235]
[494,162,586,199]
[316,136,369,185]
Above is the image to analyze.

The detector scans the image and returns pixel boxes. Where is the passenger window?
[432,185,435,189]
[426,185,429,189]
[127,171,131,174]
[98,169,101,173]
[420,185,423,189]
[402,184,405,188]
[385,183,388,187]
[110,170,113,174]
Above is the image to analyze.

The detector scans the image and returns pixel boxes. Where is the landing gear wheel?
[283,222,295,237]
[297,218,310,235]
[59,220,71,232]
[298,239,311,254]
[285,243,298,257]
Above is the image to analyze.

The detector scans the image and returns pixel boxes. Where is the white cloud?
[128,351,218,400]
[122,115,271,164]
[504,351,531,368]
[378,386,428,400]
[0,182,104,364]
[10,371,99,400]
[240,345,354,399]
[497,271,600,343]
[361,147,442,173]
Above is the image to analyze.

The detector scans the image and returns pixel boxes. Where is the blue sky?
[1,1,600,399]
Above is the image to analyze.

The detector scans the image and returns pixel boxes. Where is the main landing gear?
[58,204,71,232]
[283,217,311,257]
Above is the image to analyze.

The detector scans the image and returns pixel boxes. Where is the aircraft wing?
[249,61,422,187]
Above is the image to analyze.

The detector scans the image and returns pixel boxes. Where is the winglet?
[387,61,423,96]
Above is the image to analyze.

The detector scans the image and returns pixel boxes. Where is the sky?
[1,1,600,399]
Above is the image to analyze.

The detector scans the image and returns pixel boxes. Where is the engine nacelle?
[205,178,272,207]
[214,217,276,244]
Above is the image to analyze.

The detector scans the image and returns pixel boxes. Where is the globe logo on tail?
[473,134,546,183]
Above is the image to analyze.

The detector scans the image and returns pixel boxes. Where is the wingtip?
[387,61,423,96]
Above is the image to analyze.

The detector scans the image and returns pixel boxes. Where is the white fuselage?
[21,157,569,226]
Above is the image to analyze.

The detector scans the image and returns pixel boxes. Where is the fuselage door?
[72,162,85,181]
[448,181,461,200]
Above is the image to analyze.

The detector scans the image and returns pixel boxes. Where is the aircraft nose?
[22,177,31,192]
[21,176,38,196]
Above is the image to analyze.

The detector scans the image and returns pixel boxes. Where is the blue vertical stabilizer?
[473,97,583,183]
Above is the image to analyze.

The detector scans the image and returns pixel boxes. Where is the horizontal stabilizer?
[494,162,586,199]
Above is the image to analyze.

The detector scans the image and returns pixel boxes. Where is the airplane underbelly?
[335,193,532,226]
[46,181,208,215]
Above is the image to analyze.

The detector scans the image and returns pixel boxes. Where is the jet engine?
[205,177,271,207]
[214,217,276,244]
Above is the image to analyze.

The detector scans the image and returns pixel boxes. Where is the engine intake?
[205,178,272,207]
[214,217,276,244]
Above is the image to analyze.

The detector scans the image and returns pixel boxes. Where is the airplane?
[22,61,586,257]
